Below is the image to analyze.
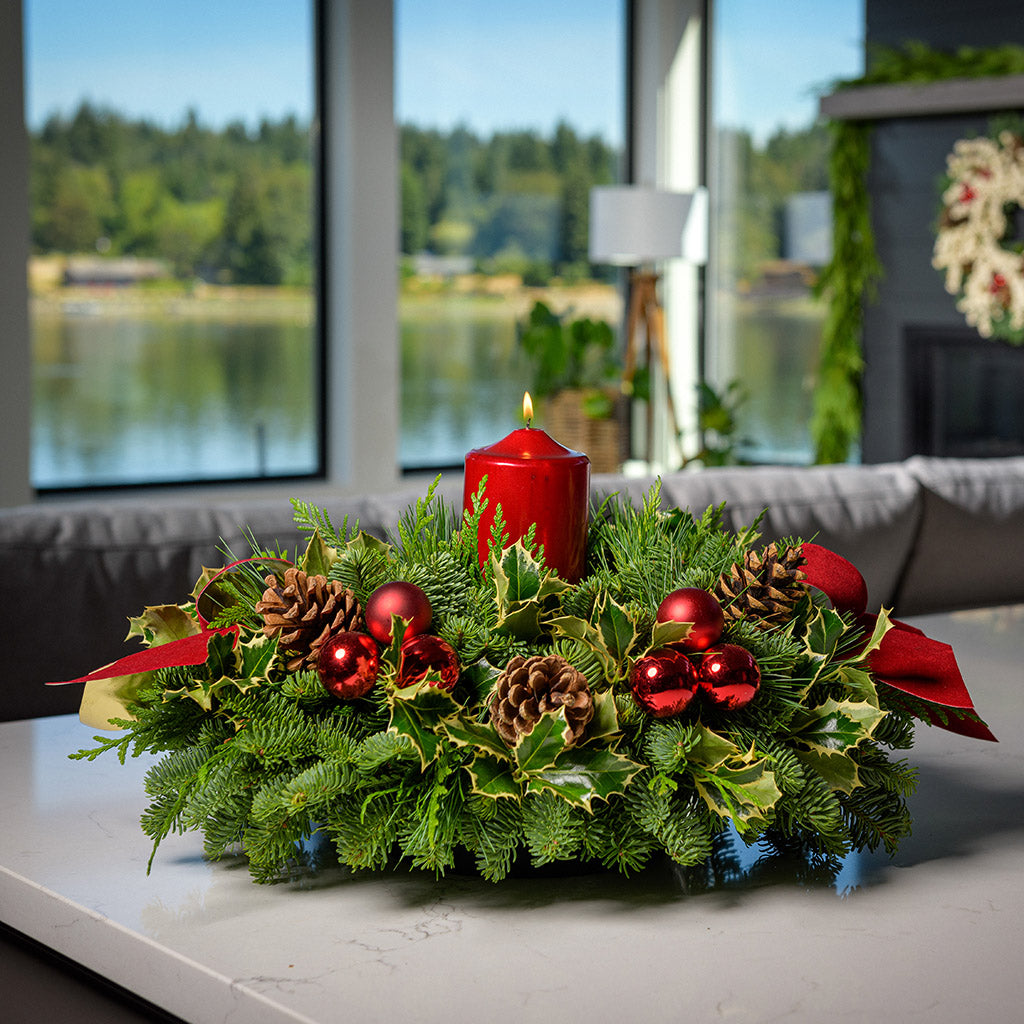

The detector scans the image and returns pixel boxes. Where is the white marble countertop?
[3,607,1024,1024]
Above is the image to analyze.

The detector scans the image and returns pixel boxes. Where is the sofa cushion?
[896,456,1024,614]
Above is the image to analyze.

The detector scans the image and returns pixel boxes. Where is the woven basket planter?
[542,389,629,474]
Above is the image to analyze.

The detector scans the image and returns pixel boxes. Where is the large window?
[395,0,627,469]
[706,0,863,464]
[25,1,318,489]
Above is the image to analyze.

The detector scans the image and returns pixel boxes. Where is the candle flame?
[523,391,534,426]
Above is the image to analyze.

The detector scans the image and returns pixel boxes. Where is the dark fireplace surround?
[905,325,1024,458]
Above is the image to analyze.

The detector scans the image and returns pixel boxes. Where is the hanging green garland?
[814,42,1024,463]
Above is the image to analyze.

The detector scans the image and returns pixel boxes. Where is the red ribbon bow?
[801,543,995,742]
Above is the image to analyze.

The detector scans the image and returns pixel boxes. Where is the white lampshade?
[589,185,708,266]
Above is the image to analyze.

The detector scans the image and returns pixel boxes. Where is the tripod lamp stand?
[589,185,707,465]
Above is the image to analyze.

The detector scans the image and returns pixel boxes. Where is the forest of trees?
[30,101,830,289]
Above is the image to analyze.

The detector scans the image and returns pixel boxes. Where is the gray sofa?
[3,455,1023,722]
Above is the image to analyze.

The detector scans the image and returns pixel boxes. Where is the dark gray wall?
[860,1,1024,461]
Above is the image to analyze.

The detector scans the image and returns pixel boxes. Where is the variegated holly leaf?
[547,614,617,677]
[526,746,643,809]
[387,679,462,768]
[467,753,520,799]
[838,664,880,706]
[583,689,621,743]
[513,709,574,773]
[693,759,782,833]
[805,607,848,661]
[788,698,886,755]
[649,618,693,650]
[688,723,744,768]
[597,594,639,662]
[493,541,543,607]
[794,747,862,794]
[300,529,337,577]
[442,715,510,761]
[127,604,201,647]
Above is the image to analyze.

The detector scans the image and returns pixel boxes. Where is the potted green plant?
[517,300,626,471]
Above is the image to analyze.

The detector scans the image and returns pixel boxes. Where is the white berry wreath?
[932,129,1024,342]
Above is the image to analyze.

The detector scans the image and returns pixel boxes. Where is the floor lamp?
[589,185,707,466]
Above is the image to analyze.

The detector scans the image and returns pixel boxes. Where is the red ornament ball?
[365,581,432,643]
[656,587,725,652]
[397,634,460,691]
[630,648,698,719]
[317,631,379,701]
[697,644,761,711]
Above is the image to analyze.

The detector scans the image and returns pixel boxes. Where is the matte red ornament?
[656,588,725,652]
[697,644,761,711]
[397,634,460,691]
[317,631,380,700]
[365,581,432,643]
[630,648,698,719]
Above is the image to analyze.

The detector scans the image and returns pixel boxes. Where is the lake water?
[30,296,823,489]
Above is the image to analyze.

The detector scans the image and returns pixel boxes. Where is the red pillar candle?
[463,393,590,582]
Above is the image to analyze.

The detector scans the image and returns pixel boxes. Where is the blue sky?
[25,0,862,144]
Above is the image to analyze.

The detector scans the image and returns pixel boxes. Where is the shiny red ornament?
[317,631,379,700]
[365,581,432,643]
[697,644,761,711]
[397,634,460,691]
[630,648,698,718]
[656,587,724,652]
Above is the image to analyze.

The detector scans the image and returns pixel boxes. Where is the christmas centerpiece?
[54,402,993,885]
[932,126,1024,342]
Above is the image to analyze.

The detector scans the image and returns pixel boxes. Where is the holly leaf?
[838,664,879,706]
[547,614,616,676]
[693,759,782,833]
[793,747,862,795]
[468,753,521,799]
[460,659,503,705]
[597,594,639,662]
[805,607,848,660]
[235,633,277,683]
[526,746,643,809]
[513,710,573,773]
[858,607,893,659]
[442,716,511,761]
[346,530,390,554]
[583,689,621,743]
[689,724,743,768]
[493,541,543,607]
[788,698,885,754]
[301,530,337,577]
[495,600,544,640]
[388,681,461,768]
[649,618,693,650]
[127,605,201,647]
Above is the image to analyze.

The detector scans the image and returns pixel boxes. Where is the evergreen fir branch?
[521,790,586,865]
[354,730,418,771]
[582,799,658,874]
[329,542,391,604]
[200,793,253,860]
[327,793,400,871]
[459,796,523,882]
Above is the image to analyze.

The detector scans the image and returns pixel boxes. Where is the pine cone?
[715,542,808,629]
[255,567,363,671]
[489,654,594,747]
